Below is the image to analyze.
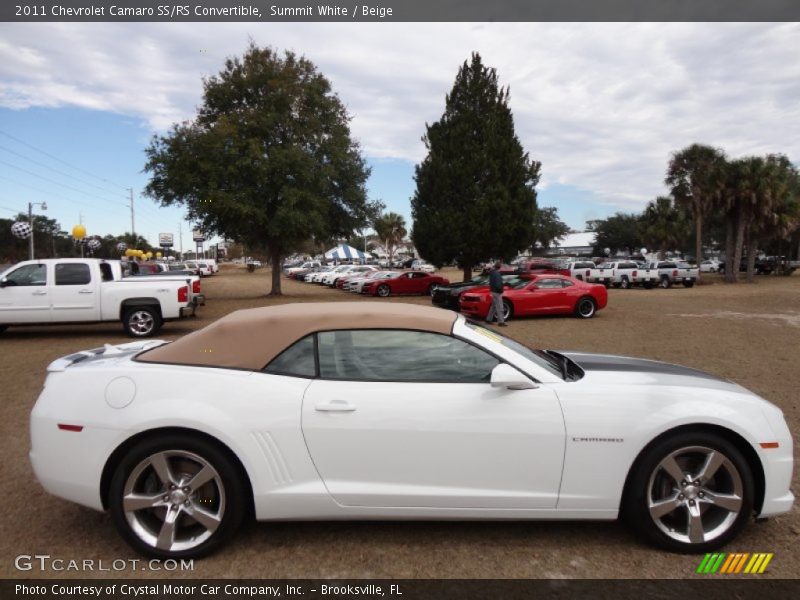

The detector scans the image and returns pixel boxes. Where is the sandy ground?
[1,266,798,579]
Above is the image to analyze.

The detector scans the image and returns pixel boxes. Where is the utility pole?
[28,201,47,260]
[127,188,135,238]
[178,223,183,260]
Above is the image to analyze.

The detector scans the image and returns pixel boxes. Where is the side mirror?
[490,364,536,390]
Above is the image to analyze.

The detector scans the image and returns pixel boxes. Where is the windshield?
[464,320,565,379]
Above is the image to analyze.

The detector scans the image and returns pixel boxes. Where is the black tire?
[659,276,672,289]
[376,284,391,297]
[0,325,7,334]
[683,280,695,288]
[575,297,596,318]
[502,300,513,321]
[643,282,654,290]
[620,277,631,289]
[109,433,247,559]
[623,431,754,553]
[122,306,162,338]
[427,284,436,296]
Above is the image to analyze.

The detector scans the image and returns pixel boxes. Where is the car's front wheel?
[109,434,247,559]
[624,431,754,553]
[376,284,391,297]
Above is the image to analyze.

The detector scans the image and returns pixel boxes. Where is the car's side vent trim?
[252,431,293,484]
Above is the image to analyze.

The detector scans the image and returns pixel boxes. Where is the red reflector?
[192,280,201,294]
[178,286,188,303]
[760,442,780,449]
[57,424,83,432]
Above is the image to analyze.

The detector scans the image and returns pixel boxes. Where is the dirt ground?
[1,266,798,579]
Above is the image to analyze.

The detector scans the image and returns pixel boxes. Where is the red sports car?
[459,274,607,320]
[363,271,450,297]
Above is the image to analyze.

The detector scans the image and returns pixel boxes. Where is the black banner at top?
[3,0,800,22]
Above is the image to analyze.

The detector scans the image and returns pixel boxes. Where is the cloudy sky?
[0,22,798,246]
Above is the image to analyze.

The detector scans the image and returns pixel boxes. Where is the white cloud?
[0,22,798,213]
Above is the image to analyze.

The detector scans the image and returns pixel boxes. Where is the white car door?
[50,262,100,322]
[0,262,51,323]
[301,329,565,509]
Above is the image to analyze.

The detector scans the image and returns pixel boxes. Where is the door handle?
[78,290,94,294]
[314,400,357,412]
[32,290,47,296]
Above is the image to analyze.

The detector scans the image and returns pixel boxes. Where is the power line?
[0,176,121,217]
[0,144,130,199]
[0,158,130,208]
[0,129,129,191]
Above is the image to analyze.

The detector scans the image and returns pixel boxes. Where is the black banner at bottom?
[3,579,800,600]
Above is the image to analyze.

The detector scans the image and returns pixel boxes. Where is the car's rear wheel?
[620,277,631,289]
[123,307,161,338]
[659,276,672,289]
[575,297,596,318]
[377,284,391,297]
[624,432,753,553]
[109,434,246,559]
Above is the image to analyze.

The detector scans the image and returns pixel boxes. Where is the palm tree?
[640,196,690,259]
[747,155,800,279]
[666,144,727,274]
[372,212,407,264]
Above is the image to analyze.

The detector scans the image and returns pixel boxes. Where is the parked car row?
[287,263,450,297]
[560,260,699,289]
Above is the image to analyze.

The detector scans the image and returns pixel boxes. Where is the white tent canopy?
[324,244,368,262]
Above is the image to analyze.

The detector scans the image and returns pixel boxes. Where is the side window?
[55,263,91,285]
[561,280,574,287]
[317,330,499,383]
[99,263,114,282]
[263,335,316,378]
[536,278,563,289]
[3,264,47,286]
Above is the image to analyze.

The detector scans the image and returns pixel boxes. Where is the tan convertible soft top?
[135,301,457,370]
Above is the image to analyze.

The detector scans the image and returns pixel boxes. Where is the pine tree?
[411,52,541,281]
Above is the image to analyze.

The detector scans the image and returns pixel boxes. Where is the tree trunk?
[724,214,736,283]
[731,209,746,284]
[269,251,282,296]
[462,265,472,283]
[745,231,757,283]
[694,211,703,280]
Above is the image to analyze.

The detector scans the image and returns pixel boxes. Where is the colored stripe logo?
[696,553,773,574]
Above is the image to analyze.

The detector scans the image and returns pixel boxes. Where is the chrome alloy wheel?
[123,450,225,553]
[577,299,595,318]
[647,445,743,545]
[128,310,155,336]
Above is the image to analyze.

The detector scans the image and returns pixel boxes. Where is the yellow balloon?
[124,249,134,257]
[146,251,153,259]
[72,224,86,240]
[156,252,162,258]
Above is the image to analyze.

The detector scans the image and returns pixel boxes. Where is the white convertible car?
[30,303,793,558]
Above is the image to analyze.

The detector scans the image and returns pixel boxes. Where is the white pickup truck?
[638,261,700,288]
[561,260,602,282]
[0,258,194,337]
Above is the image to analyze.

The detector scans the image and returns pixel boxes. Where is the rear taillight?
[178,286,188,303]
[193,280,201,294]
[632,270,638,277]
[585,270,590,276]
[673,270,678,277]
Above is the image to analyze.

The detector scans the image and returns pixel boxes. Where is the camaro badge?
[572,437,624,443]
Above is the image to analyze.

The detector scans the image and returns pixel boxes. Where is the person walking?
[485,260,507,326]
